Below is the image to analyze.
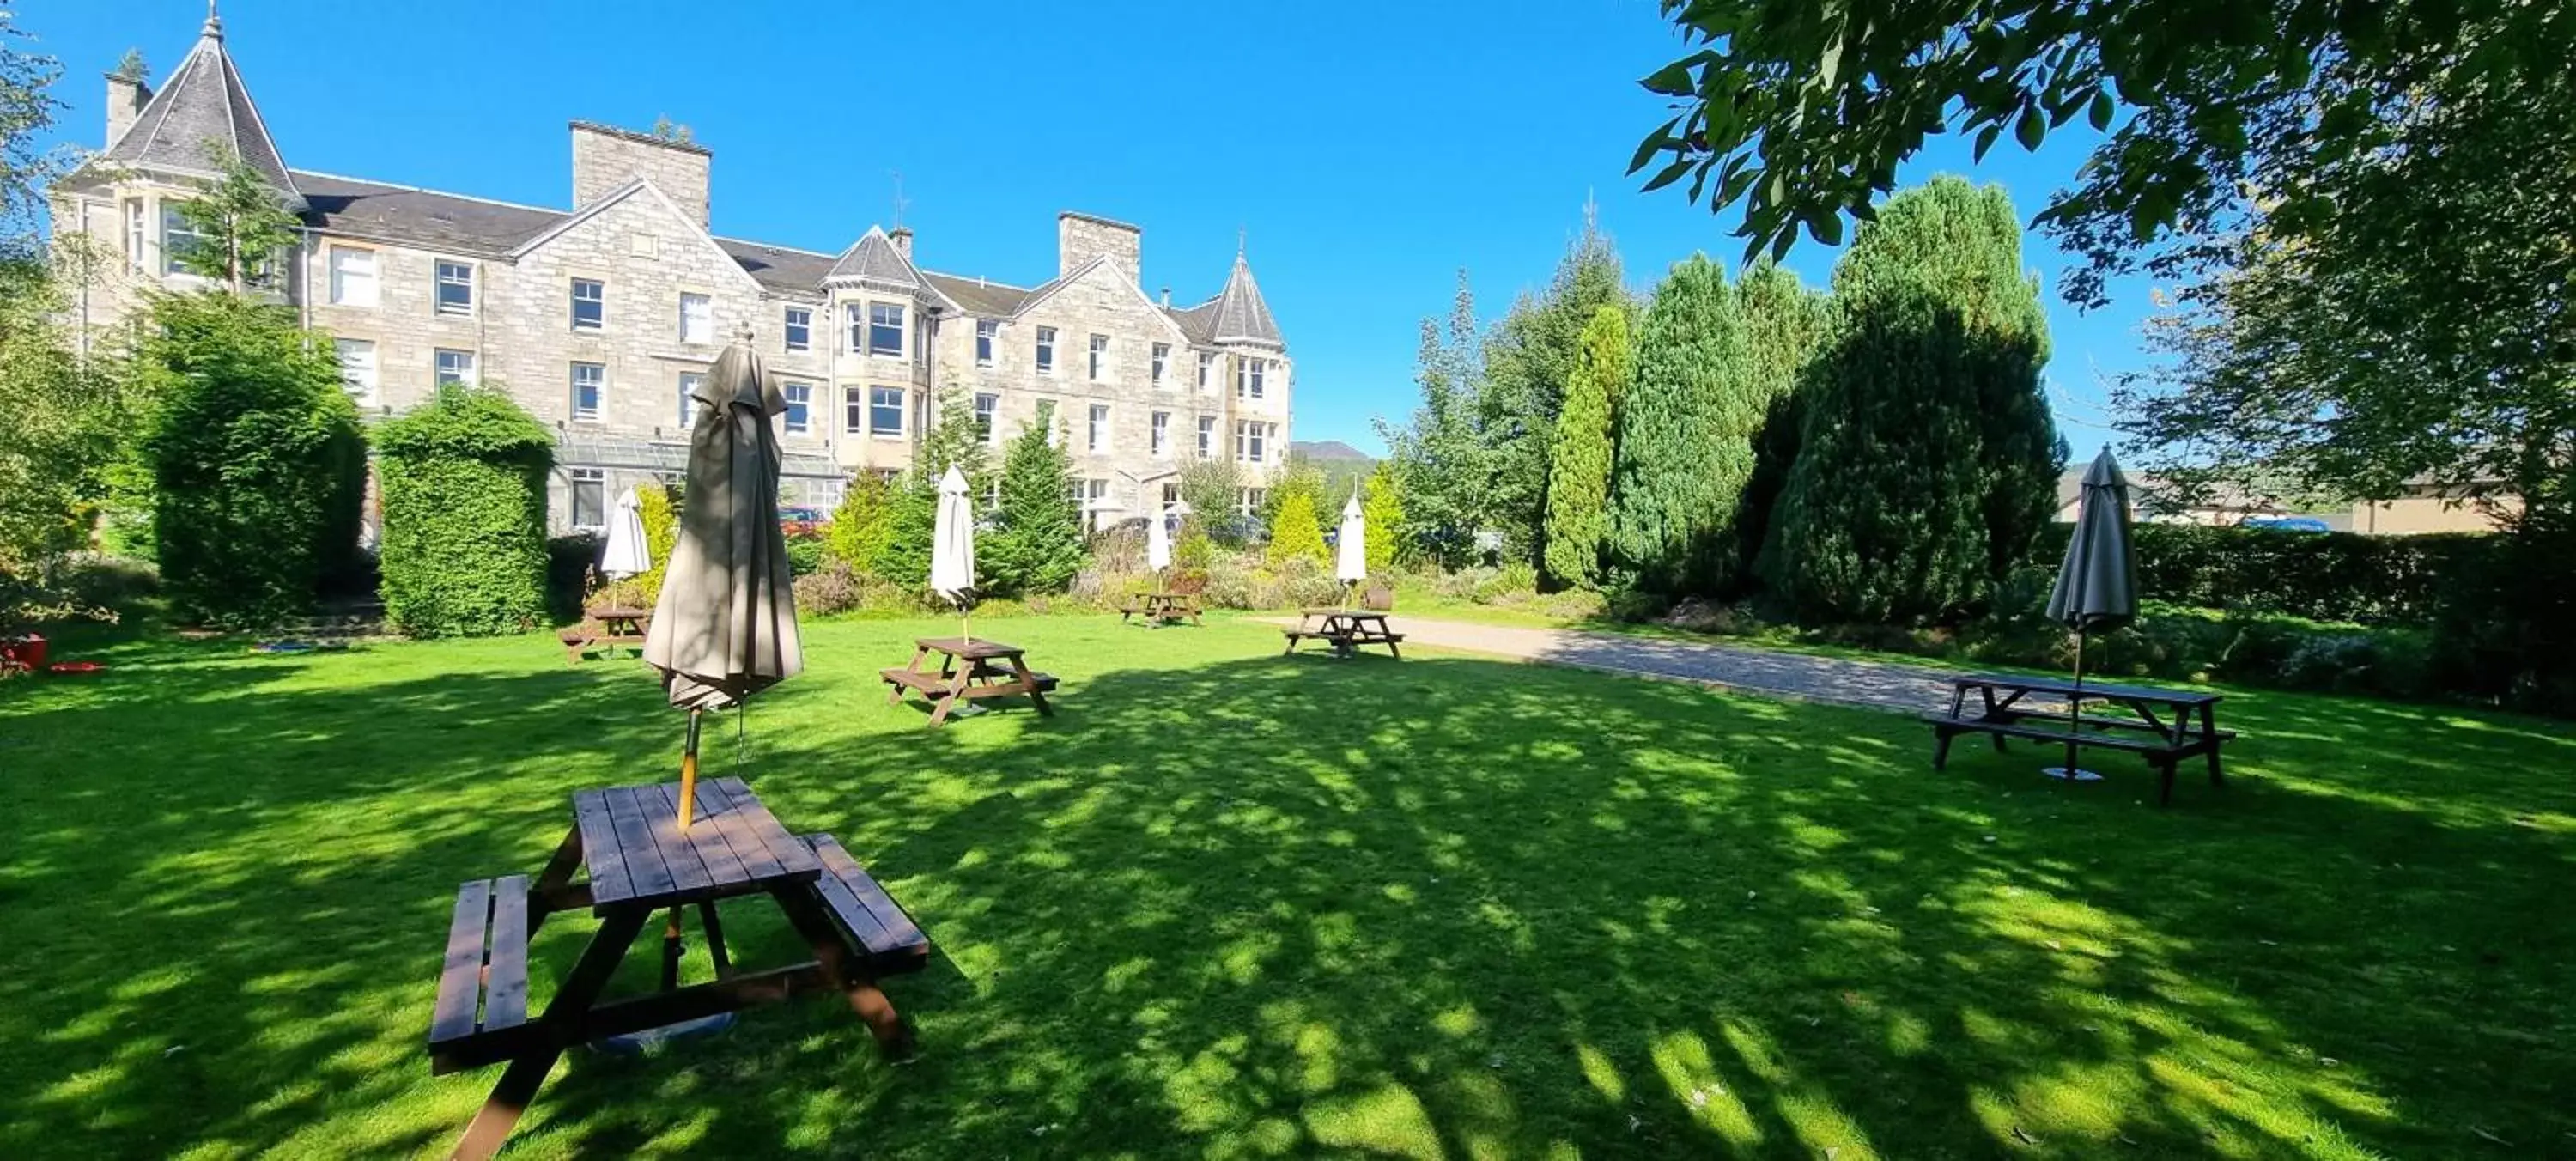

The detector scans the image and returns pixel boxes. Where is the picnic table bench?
[1283,608,1405,660]
[557,605,649,664]
[1927,673,2235,805]
[881,637,1058,726]
[426,776,928,1159]
[1118,591,1203,626]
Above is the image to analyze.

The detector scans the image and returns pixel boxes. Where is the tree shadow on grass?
[3,630,2570,1158]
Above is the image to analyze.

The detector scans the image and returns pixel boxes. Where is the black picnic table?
[1282,608,1406,660]
[1119,591,1204,625]
[425,776,930,1159]
[881,637,1059,726]
[1927,673,2235,805]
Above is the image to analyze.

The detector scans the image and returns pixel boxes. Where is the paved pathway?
[1266,615,1959,714]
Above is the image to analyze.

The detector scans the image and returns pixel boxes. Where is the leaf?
[2015,103,2045,151]
[1640,59,1697,97]
[2087,90,2114,131]
[1640,157,1697,194]
[1627,119,1678,175]
[1806,210,1844,246]
[1973,123,2004,161]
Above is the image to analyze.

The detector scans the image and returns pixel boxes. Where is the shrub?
[825,472,896,576]
[139,294,367,629]
[633,482,681,605]
[785,534,826,577]
[793,560,866,616]
[1473,562,1540,605]
[1266,491,1328,565]
[1361,463,1405,571]
[544,533,600,623]
[373,388,553,637]
[1176,526,1217,571]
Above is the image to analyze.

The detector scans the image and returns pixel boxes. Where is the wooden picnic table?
[425,776,930,1159]
[1118,591,1203,626]
[1927,673,2235,805]
[558,605,650,664]
[1282,608,1405,660]
[881,637,1059,727]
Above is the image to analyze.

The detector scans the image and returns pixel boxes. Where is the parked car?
[779,506,829,537]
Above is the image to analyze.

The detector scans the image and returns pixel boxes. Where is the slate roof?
[100,12,301,207]
[920,271,1034,317]
[824,228,921,287]
[715,237,835,296]
[292,171,561,255]
[1207,254,1283,347]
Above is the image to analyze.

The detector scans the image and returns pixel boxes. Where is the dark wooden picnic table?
[1119,591,1203,625]
[1928,673,2235,805]
[881,637,1059,727]
[425,776,929,1159]
[1282,608,1405,660]
[559,605,650,664]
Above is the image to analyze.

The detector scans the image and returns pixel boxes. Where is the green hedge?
[374,389,554,637]
[2035,523,2500,627]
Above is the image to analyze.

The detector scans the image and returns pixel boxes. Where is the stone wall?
[1057,212,1140,280]
[570,122,711,228]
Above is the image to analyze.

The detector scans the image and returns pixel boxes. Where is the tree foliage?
[0,246,120,584]
[1627,0,2574,305]
[139,293,366,629]
[171,146,300,292]
[1606,256,1752,593]
[1378,271,1491,566]
[1479,214,1631,562]
[824,471,896,578]
[1360,461,1406,572]
[1265,490,1328,567]
[1727,263,1831,589]
[1765,178,2055,623]
[876,387,993,588]
[981,422,1086,596]
[1540,306,1627,589]
[632,481,680,605]
[0,12,64,232]
[373,388,552,636]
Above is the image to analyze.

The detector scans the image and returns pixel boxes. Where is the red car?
[780,506,829,538]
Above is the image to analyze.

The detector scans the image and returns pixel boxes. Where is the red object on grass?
[0,633,45,672]
[46,661,104,675]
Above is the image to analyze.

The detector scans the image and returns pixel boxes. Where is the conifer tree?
[1480,211,1631,565]
[1265,490,1328,566]
[1360,462,1406,571]
[875,386,991,587]
[1605,256,1753,593]
[981,421,1086,596]
[1540,306,1627,589]
[1728,263,1831,589]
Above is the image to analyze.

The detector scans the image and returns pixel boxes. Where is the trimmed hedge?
[2035,523,2499,627]
[374,389,554,637]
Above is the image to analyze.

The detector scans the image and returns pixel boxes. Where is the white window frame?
[1236,357,1267,401]
[783,306,811,352]
[678,371,706,426]
[1239,487,1266,518]
[1151,410,1170,458]
[975,392,999,444]
[1236,419,1269,464]
[843,386,866,434]
[570,362,605,422]
[678,292,713,345]
[159,204,201,277]
[434,259,475,316]
[975,319,998,368]
[569,467,607,530]
[571,278,605,331]
[867,301,905,357]
[1197,351,1215,393]
[1088,404,1109,453]
[434,348,477,389]
[328,246,378,307]
[869,386,905,437]
[123,198,147,273]
[1084,478,1110,532]
[335,338,378,406]
[1151,343,1169,388]
[1196,415,1215,458]
[781,381,812,435]
[1088,333,1109,381]
[1035,326,1057,376]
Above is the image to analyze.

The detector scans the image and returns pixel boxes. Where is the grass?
[3,614,2572,1158]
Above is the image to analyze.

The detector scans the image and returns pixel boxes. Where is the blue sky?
[35,0,2154,460]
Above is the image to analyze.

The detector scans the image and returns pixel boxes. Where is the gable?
[509,179,765,296]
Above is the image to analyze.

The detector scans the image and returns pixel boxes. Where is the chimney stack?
[1160,286,1171,307]
[104,71,151,149]
[569,121,712,227]
[890,225,913,260]
[1057,210,1141,283]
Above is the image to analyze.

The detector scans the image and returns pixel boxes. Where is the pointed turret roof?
[1207,252,1282,347]
[825,226,920,288]
[101,5,303,208]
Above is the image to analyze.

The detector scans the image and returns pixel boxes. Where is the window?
[679,292,712,344]
[434,349,476,388]
[159,204,200,276]
[1236,357,1267,400]
[124,199,147,273]
[1151,343,1170,387]
[782,381,811,435]
[1239,487,1266,518]
[868,302,904,356]
[1197,351,1215,392]
[1035,326,1057,374]
[571,279,605,330]
[335,338,378,405]
[1161,483,1180,508]
[677,372,705,426]
[1087,404,1109,452]
[1196,415,1215,458]
[975,392,999,444]
[435,260,474,315]
[1084,479,1110,532]
[845,303,866,353]
[1236,420,1269,463]
[975,319,998,368]
[570,468,606,530]
[1151,410,1170,458]
[570,362,604,422]
[784,307,811,352]
[1088,333,1109,380]
[844,386,866,434]
[328,246,377,307]
[870,386,905,436]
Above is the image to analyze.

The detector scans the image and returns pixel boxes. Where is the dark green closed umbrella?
[2043,448,2137,780]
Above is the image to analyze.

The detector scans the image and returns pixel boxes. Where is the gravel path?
[1266,614,1959,714]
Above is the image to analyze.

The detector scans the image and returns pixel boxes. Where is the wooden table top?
[586,605,651,621]
[572,776,820,909]
[1300,607,1387,618]
[915,636,1024,660]
[1951,672,2223,706]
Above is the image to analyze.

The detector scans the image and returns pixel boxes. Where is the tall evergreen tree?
[1478,210,1631,565]
[1764,177,2055,623]
[1540,306,1627,589]
[1360,461,1406,571]
[981,421,1086,596]
[1728,263,1832,589]
[1606,256,1753,593]
[1265,490,1328,566]
[875,386,992,587]
[1378,270,1490,566]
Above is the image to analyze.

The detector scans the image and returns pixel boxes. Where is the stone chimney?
[890,225,913,260]
[105,72,151,149]
[1058,211,1140,282]
[570,120,711,228]
[1160,286,1171,307]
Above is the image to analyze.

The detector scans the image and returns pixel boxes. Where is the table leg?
[660,905,688,993]
[2202,704,2226,788]
[1012,655,1054,716]
[770,884,914,1059]
[698,899,732,980]
[926,676,964,728]
[528,825,585,936]
[450,907,647,1161]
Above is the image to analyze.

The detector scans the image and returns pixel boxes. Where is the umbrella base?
[592,1012,737,1055]
[2040,766,2106,782]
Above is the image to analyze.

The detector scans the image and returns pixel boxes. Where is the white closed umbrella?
[929,465,975,641]
[600,487,651,579]
[1148,501,1173,574]
[1335,488,1367,601]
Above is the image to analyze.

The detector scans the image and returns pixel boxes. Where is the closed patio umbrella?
[599,488,651,579]
[930,465,975,642]
[1147,500,1173,574]
[1334,488,1367,604]
[2043,447,2138,781]
[642,340,803,828]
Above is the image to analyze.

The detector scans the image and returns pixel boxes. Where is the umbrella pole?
[677,708,701,830]
[2067,629,2085,777]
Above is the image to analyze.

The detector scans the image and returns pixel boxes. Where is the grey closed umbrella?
[2042,448,2137,780]
[643,338,803,827]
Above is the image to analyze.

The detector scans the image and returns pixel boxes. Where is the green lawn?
[3,615,2570,1158]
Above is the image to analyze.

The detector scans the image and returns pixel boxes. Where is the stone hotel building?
[51,9,1294,534]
